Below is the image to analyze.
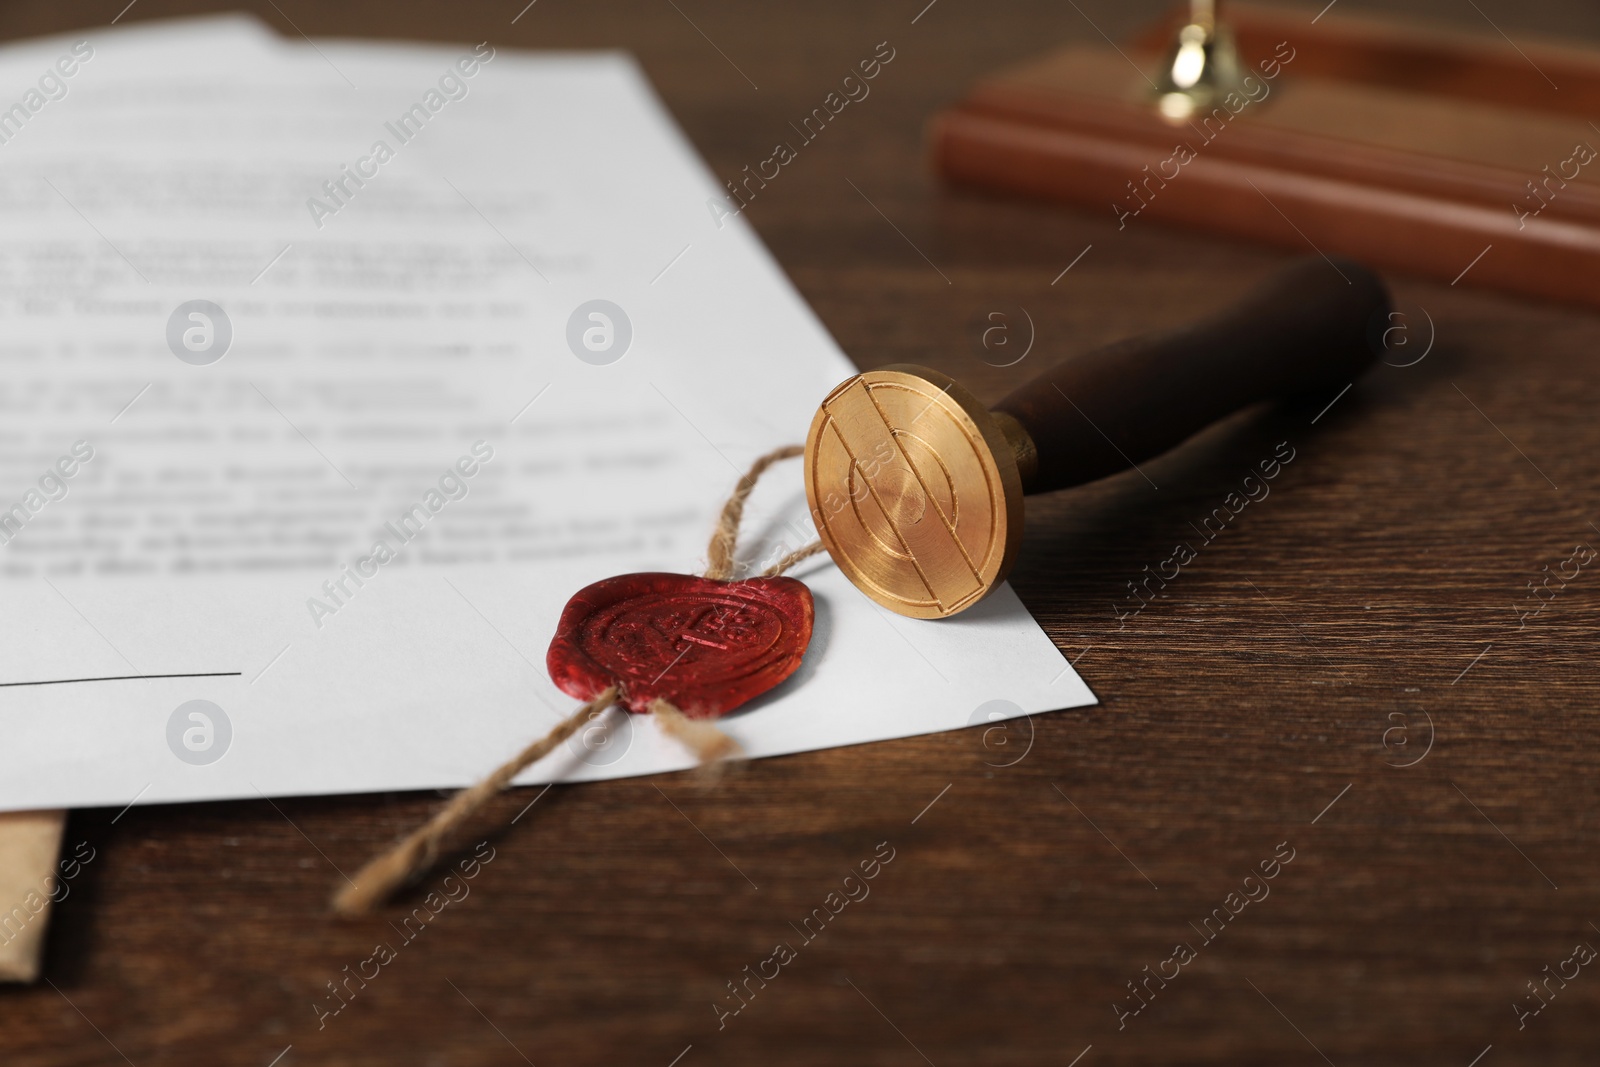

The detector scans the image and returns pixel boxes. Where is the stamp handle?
[993,257,1390,494]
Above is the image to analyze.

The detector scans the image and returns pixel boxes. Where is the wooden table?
[6,1,1600,1063]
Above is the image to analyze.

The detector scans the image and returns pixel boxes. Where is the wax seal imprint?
[804,365,1024,620]
[547,573,814,718]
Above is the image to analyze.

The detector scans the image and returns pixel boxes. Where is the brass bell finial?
[1153,0,1245,121]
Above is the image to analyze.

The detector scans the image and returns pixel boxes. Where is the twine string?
[704,444,805,580]
[333,445,820,915]
[333,688,615,915]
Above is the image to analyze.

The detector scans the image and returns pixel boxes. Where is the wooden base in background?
[932,3,1600,308]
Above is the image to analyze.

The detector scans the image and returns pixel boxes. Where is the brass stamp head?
[803,365,1025,619]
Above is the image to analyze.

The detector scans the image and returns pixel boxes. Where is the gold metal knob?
[1153,0,1245,122]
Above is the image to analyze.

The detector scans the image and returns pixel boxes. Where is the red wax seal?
[547,572,814,719]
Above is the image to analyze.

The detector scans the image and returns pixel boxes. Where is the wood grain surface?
[6,1,1600,1064]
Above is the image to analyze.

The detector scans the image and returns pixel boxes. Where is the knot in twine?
[333,445,821,916]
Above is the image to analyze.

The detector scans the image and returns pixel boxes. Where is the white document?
[0,18,1095,811]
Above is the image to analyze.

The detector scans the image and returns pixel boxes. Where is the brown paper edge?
[0,810,67,983]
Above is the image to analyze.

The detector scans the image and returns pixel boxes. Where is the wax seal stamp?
[548,572,814,718]
[804,257,1391,619]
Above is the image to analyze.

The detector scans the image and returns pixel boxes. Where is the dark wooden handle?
[994,256,1390,494]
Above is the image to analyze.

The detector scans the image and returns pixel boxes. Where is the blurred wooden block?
[0,811,66,983]
[932,3,1600,307]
